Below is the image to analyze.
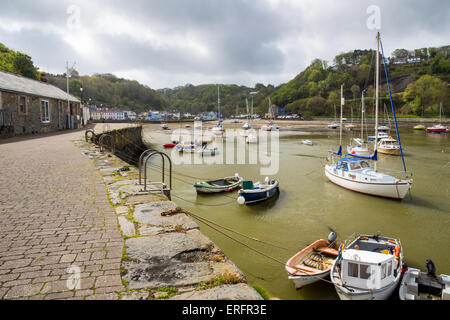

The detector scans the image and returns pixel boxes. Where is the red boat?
[427,125,448,133]
[163,143,177,148]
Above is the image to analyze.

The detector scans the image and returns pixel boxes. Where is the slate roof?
[0,70,80,103]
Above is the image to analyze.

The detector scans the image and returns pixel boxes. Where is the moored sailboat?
[325,32,412,200]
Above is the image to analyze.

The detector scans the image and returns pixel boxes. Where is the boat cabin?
[340,249,396,290]
[336,158,371,172]
[379,138,399,147]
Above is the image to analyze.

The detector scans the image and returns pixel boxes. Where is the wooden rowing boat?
[286,237,340,289]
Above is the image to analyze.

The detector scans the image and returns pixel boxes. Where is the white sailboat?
[211,85,225,139]
[240,98,251,137]
[328,104,340,129]
[427,102,448,133]
[325,32,412,200]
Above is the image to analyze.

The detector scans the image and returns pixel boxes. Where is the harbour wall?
[78,125,263,300]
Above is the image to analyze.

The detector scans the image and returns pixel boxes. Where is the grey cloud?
[0,0,449,89]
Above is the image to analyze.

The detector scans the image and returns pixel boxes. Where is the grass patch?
[252,285,273,300]
[196,273,245,291]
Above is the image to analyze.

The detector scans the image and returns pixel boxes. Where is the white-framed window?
[41,100,50,123]
[359,264,372,280]
[347,262,359,278]
[19,96,27,114]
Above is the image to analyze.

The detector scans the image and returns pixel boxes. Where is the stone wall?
[91,125,147,165]
[0,90,81,138]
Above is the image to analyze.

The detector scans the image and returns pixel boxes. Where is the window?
[350,162,362,170]
[359,264,372,279]
[360,161,370,168]
[347,262,359,278]
[387,261,392,277]
[381,263,387,279]
[41,100,50,123]
[0,91,2,110]
[19,96,27,114]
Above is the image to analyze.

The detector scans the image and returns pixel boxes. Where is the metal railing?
[139,149,172,200]
[85,129,95,143]
[98,133,115,154]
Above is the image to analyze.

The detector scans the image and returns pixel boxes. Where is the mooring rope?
[161,206,336,285]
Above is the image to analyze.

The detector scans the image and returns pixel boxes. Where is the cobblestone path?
[0,131,124,300]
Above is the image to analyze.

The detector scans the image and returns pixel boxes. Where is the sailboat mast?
[340,84,343,147]
[361,91,365,141]
[375,32,380,172]
[217,84,221,122]
[246,98,249,121]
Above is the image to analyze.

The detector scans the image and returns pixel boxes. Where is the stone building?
[0,70,82,138]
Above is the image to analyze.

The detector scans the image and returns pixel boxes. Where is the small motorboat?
[302,139,313,146]
[261,121,275,131]
[328,123,339,129]
[399,260,450,300]
[194,174,243,193]
[246,134,257,144]
[330,233,403,300]
[197,147,219,156]
[345,124,357,130]
[368,132,389,142]
[242,122,250,130]
[413,124,426,130]
[175,143,197,153]
[163,143,177,148]
[347,144,370,156]
[378,137,401,156]
[377,124,390,132]
[286,232,341,289]
[161,123,169,130]
[185,124,191,128]
[237,178,279,205]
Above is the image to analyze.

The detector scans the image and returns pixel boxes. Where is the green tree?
[403,75,448,115]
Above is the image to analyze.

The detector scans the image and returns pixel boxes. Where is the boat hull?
[286,239,338,289]
[289,273,330,289]
[194,178,242,194]
[377,147,401,156]
[324,166,410,199]
[238,181,279,204]
[334,279,399,300]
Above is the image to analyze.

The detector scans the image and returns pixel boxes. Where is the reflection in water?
[143,125,449,300]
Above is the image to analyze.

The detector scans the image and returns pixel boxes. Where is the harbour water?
[143,123,449,300]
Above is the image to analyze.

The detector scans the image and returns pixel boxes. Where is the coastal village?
[0,1,449,307]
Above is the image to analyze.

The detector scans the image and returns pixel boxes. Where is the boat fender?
[227,187,233,192]
[426,259,437,279]
[394,246,400,259]
[402,262,408,274]
[237,196,246,205]
[328,232,337,246]
[327,158,330,165]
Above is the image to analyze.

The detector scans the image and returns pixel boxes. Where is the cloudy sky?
[0,0,448,89]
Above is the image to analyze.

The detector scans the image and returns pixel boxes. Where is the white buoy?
[237,196,246,205]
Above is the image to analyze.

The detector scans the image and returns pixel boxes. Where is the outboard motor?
[328,232,337,248]
[426,259,437,279]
